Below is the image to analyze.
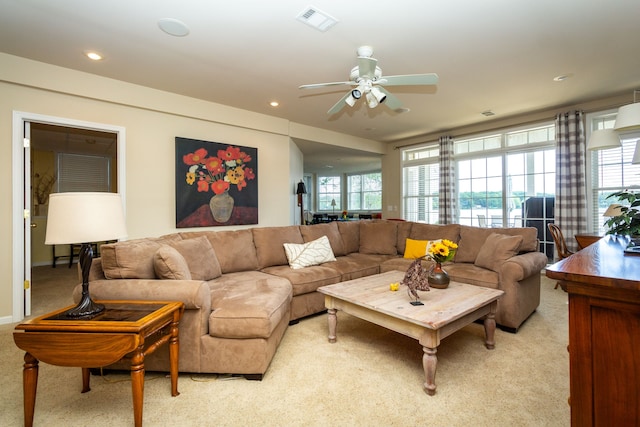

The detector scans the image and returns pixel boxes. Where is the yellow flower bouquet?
[427,239,458,263]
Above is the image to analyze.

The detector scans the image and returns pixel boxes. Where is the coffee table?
[318,270,504,395]
[13,300,184,427]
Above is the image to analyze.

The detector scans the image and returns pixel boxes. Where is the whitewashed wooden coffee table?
[318,270,504,395]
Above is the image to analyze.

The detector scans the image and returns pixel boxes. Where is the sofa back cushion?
[300,221,346,256]
[455,225,539,263]
[168,236,222,280]
[410,223,460,243]
[101,236,179,279]
[395,221,413,255]
[253,226,304,269]
[337,221,360,254]
[180,229,259,273]
[359,220,398,255]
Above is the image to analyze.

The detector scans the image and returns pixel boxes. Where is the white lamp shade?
[45,192,128,244]
[603,203,623,217]
[633,142,640,165]
[614,102,640,131]
[587,129,621,150]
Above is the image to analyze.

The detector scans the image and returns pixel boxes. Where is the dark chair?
[547,223,574,289]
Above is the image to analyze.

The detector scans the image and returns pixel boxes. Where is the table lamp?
[45,192,128,317]
[603,203,623,218]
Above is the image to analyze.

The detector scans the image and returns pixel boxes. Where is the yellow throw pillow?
[404,238,442,259]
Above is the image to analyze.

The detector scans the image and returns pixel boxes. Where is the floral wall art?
[175,137,258,227]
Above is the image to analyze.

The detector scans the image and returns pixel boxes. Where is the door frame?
[12,111,126,322]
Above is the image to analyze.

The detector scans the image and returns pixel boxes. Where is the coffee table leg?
[130,348,145,427]
[23,352,38,427]
[484,302,498,349]
[327,308,337,343]
[422,346,437,395]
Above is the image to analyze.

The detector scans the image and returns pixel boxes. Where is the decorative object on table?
[176,137,257,227]
[389,282,400,291]
[426,239,458,289]
[603,190,640,236]
[586,128,621,150]
[296,180,306,225]
[342,210,348,220]
[45,192,127,317]
[331,198,336,214]
[401,256,430,305]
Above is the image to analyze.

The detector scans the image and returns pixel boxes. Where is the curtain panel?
[555,110,587,253]
[438,136,456,225]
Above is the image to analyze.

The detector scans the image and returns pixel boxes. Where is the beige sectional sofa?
[75,220,548,379]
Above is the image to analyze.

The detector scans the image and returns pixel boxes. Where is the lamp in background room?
[331,198,336,214]
[587,129,621,150]
[633,142,640,165]
[45,192,127,317]
[614,89,640,131]
[604,203,623,218]
[296,180,307,225]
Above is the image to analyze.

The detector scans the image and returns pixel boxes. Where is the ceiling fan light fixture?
[345,93,357,107]
[370,87,386,103]
[365,92,378,108]
[351,89,362,99]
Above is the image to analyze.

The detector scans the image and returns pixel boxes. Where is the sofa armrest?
[499,252,549,282]
[73,279,211,312]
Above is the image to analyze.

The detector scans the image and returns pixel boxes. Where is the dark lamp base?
[64,294,105,318]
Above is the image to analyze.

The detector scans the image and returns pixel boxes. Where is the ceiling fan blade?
[376,87,403,110]
[357,57,377,79]
[327,92,353,115]
[377,73,439,86]
[299,81,354,89]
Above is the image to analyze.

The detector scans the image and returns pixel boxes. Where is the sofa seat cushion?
[208,277,292,339]
[443,263,499,289]
[322,255,381,281]
[261,264,341,296]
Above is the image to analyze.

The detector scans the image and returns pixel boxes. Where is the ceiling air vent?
[296,6,338,32]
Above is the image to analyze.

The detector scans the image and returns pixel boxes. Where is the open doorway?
[12,111,125,321]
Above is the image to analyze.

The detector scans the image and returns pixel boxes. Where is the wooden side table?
[13,300,184,427]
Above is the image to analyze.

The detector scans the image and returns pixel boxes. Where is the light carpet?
[0,265,569,426]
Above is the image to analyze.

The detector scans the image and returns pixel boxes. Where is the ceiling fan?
[299,46,438,115]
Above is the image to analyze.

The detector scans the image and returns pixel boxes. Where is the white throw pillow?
[284,235,336,269]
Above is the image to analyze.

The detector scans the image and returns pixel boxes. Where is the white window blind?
[57,153,111,192]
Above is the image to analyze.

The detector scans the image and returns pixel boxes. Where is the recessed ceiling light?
[553,73,573,82]
[481,110,495,116]
[269,101,279,107]
[158,18,190,37]
[85,51,103,61]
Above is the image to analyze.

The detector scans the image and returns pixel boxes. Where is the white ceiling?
[2,1,639,173]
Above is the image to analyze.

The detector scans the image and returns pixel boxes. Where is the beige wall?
[0,53,381,322]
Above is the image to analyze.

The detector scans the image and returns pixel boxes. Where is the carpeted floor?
[1,265,570,426]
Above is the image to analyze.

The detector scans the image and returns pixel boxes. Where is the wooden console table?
[546,235,640,426]
[13,300,184,427]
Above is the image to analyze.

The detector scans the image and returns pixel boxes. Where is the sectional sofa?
[74,220,548,379]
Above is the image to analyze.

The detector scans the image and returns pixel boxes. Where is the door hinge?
[23,137,30,148]
[24,280,30,290]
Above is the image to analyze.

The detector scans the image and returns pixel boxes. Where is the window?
[57,153,111,192]
[317,176,341,211]
[402,144,440,223]
[347,172,381,211]
[588,112,640,233]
